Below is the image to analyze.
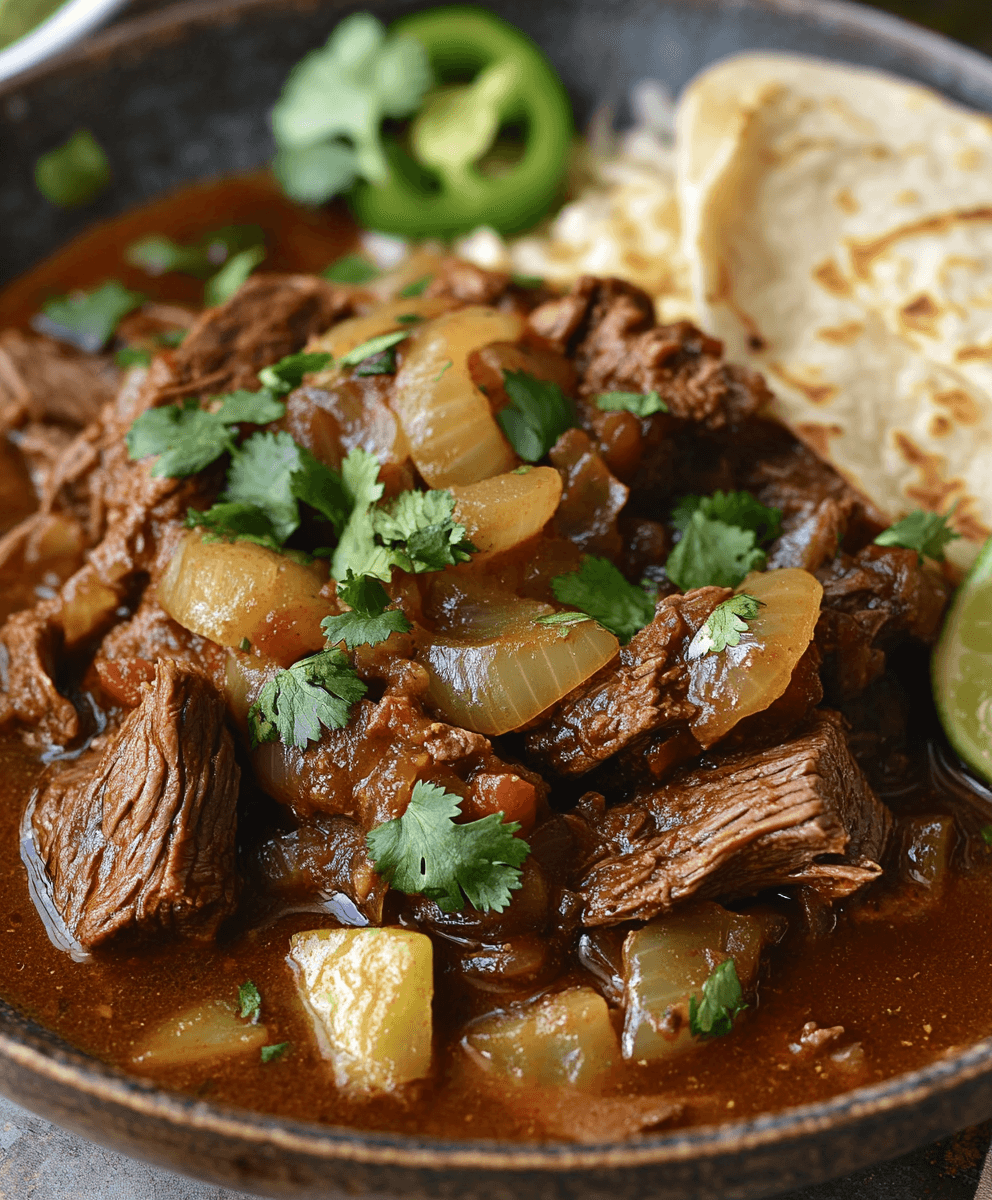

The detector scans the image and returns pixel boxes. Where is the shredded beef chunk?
[526,586,729,776]
[0,328,117,432]
[571,712,891,925]
[30,660,239,948]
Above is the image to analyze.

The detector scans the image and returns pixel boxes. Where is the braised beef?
[29,659,239,948]
[0,328,117,432]
[570,712,891,925]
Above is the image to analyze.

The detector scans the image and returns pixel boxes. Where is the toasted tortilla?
[677,52,992,569]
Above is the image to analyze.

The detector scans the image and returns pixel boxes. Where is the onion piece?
[391,306,523,487]
[417,583,618,736]
[450,467,562,557]
[158,533,334,666]
[130,1001,269,1069]
[687,567,823,748]
[307,295,455,369]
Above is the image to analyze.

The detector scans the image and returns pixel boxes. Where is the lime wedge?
[933,535,992,786]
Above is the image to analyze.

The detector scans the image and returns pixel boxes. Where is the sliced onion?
[688,567,823,749]
[450,467,562,557]
[417,585,618,736]
[130,1001,269,1069]
[307,295,454,366]
[391,306,523,488]
[158,533,334,666]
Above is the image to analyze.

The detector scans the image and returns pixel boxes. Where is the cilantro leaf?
[339,329,409,369]
[596,390,668,418]
[551,556,655,644]
[323,253,380,284]
[205,245,266,307]
[126,225,264,279]
[666,511,766,591]
[497,370,575,462]
[224,431,304,542]
[372,489,476,573]
[128,400,233,477]
[185,502,284,550]
[354,348,398,376]
[688,958,746,1040]
[874,508,961,563]
[981,825,992,847]
[289,448,351,533]
[115,346,151,368]
[687,593,764,660]
[330,448,389,581]
[261,1042,290,1062]
[399,275,432,298]
[321,571,411,649]
[367,780,530,913]
[248,648,367,748]
[213,389,286,425]
[35,281,144,353]
[34,129,110,209]
[672,491,782,545]
[271,12,432,203]
[238,981,262,1023]
[258,351,333,394]
[512,274,544,288]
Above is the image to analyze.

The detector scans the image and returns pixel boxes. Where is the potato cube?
[288,927,433,1093]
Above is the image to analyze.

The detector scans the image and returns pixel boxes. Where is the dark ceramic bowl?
[3,0,992,1196]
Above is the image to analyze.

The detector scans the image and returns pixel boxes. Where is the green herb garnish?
[497,369,575,462]
[238,981,262,1023]
[115,346,152,368]
[34,129,110,208]
[874,508,961,563]
[261,1042,290,1063]
[322,253,380,284]
[339,329,409,369]
[367,780,530,914]
[688,958,746,1040]
[36,281,144,353]
[321,571,412,649]
[665,490,781,593]
[551,555,655,644]
[981,825,992,846]
[596,390,668,418]
[258,350,333,394]
[248,648,367,749]
[125,226,265,280]
[399,275,433,298]
[204,245,266,307]
[687,593,765,660]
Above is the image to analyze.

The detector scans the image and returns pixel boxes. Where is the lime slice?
[933,535,992,786]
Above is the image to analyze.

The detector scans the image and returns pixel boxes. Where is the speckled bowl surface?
[2,0,992,1196]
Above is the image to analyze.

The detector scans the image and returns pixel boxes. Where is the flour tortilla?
[676,52,992,569]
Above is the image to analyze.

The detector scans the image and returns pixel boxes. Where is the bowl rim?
[3,0,992,1173]
[0,0,129,86]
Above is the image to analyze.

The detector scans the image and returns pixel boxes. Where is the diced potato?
[622,902,777,1062]
[450,467,563,556]
[130,1000,269,1068]
[288,927,433,1093]
[462,987,620,1091]
[157,533,334,666]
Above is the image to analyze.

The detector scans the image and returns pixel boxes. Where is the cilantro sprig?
[687,593,764,660]
[874,508,960,563]
[595,390,667,418]
[367,780,530,913]
[238,981,262,1023]
[321,571,412,649]
[666,491,782,592]
[261,1042,290,1063]
[258,351,332,393]
[688,958,746,1040]
[248,648,367,749]
[126,225,265,280]
[551,555,655,644]
[34,129,110,209]
[497,370,575,462]
[35,281,144,353]
[323,253,380,284]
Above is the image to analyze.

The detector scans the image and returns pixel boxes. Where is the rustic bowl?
[2,0,992,1196]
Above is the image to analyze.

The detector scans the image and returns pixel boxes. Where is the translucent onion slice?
[417,595,618,736]
[450,467,562,557]
[391,306,523,488]
[687,567,823,749]
[158,533,334,666]
[306,295,455,371]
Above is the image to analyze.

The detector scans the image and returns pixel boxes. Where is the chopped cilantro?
[497,370,575,462]
[322,253,380,284]
[687,593,764,660]
[321,571,411,649]
[185,502,283,549]
[666,511,767,592]
[34,129,110,209]
[127,392,285,478]
[399,275,432,298]
[874,508,961,563]
[248,648,367,749]
[156,328,187,348]
[240,637,252,652]
[512,274,544,288]
[367,780,530,913]
[396,313,424,324]
[672,491,782,545]
[258,350,333,394]
[204,245,266,307]
[688,958,746,1040]
[261,1042,290,1063]
[35,281,144,353]
[373,488,476,573]
[534,611,593,638]
[288,447,351,533]
[115,346,151,368]
[434,360,452,383]
[222,431,303,541]
[238,981,262,1023]
[596,390,668,418]
[339,329,409,369]
[330,448,389,582]
[127,226,265,279]
[981,825,992,846]
[271,12,432,204]
[551,555,655,644]
[354,347,398,376]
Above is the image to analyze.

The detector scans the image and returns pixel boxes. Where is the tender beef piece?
[29,660,239,948]
[570,711,892,925]
[424,257,553,313]
[815,545,951,701]
[525,587,729,777]
[528,277,769,431]
[0,329,117,432]
[549,427,629,559]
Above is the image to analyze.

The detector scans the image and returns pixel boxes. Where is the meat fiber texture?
[30,660,239,948]
[571,711,891,925]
